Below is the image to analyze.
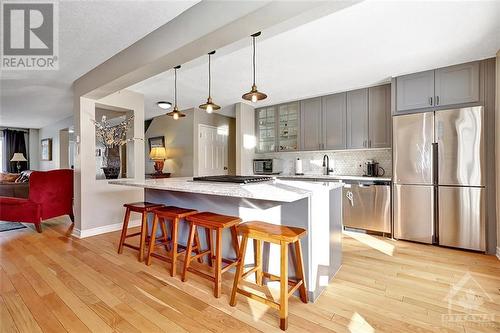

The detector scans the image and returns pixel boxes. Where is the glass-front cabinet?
[256,106,276,152]
[256,102,300,152]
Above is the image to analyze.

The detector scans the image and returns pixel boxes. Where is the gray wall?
[145,109,194,177]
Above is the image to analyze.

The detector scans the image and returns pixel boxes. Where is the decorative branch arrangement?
[92,115,134,148]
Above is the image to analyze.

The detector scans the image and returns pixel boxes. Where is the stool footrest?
[189,249,211,262]
[122,243,140,251]
[187,267,215,282]
[241,266,260,280]
[287,280,304,297]
[236,288,280,310]
[220,260,238,274]
[124,231,141,238]
[262,271,299,286]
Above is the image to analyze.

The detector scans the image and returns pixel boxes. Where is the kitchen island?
[110,177,343,301]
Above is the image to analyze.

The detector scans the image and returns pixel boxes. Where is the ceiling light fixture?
[156,101,172,110]
[242,31,267,103]
[199,50,220,113]
[166,65,186,120]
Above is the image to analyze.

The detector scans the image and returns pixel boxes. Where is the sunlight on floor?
[345,231,395,256]
[348,312,375,333]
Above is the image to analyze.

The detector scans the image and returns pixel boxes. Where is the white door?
[198,124,228,176]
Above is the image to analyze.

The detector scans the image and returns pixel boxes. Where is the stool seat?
[238,221,306,244]
[124,202,164,212]
[186,212,242,228]
[153,206,198,218]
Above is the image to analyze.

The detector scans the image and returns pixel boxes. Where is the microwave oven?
[253,159,283,175]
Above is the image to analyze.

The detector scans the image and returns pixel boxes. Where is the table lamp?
[149,147,166,174]
[10,153,27,173]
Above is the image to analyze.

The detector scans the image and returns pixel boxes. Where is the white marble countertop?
[109,177,343,203]
[277,174,392,182]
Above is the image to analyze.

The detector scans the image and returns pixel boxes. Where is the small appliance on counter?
[295,158,304,175]
[364,159,385,177]
[253,158,283,175]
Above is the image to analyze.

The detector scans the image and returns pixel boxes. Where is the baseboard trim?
[496,247,500,260]
[72,219,141,239]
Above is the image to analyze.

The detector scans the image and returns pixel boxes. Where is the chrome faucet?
[322,155,333,175]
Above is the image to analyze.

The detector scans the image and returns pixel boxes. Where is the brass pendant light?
[166,65,186,120]
[199,50,220,113]
[242,32,267,102]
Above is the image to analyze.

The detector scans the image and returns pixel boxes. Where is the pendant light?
[242,31,267,102]
[166,65,186,120]
[199,50,220,113]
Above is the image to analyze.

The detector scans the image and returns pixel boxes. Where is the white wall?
[38,116,74,171]
[74,90,145,237]
[145,109,194,177]
[235,102,255,175]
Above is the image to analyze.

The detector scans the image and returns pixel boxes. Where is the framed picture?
[148,136,165,150]
[41,138,52,161]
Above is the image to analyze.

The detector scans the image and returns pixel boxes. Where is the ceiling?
[129,0,500,120]
[0,0,198,128]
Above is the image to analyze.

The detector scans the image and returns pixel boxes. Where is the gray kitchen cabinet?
[368,84,391,148]
[396,70,435,112]
[256,106,277,153]
[277,102,300,151]
[300,97,322,150]
[322,93,346,150]
[435,62,479,107]
[346,88,369,149]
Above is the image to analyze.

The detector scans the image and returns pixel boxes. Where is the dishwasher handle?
[345,190,354,207]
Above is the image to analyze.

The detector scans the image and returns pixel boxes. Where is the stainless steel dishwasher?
[342,180,391,234]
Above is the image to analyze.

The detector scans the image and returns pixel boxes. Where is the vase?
[102,146,121,179]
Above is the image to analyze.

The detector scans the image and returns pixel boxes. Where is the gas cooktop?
[192,175,274,184]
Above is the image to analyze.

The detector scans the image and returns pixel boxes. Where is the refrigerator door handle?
[432,142,438,185]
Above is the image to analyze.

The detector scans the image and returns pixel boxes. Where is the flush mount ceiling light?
[242,31,267,103]
[156,101,172,110]
[199,50,220,113]
[166,65,186,120]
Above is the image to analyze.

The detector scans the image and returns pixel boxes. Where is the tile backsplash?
[256,148,392,176]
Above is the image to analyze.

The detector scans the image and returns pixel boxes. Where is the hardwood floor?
[1,218,499,333]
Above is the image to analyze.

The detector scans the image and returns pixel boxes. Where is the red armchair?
[0,169,74,233]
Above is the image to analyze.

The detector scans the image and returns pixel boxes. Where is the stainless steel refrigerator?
[393,106,485,251]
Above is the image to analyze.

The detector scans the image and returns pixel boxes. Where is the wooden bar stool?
[117,202,164,262]
[146,206,202,277]
[229,221,308,331]
[181,212,241,298]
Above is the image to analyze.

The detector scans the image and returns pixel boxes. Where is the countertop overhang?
[109,177,343,202]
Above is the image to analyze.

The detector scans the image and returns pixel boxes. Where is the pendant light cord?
[174,67,177,108]
[252,35,256,86]
[208,53,211,98]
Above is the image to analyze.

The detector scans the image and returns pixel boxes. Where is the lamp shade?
[149,147,166,160]
[10,153,27,162]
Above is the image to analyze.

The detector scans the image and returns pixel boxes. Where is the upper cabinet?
[300,98,322,150]
[396,70,435,112]
[256,83,391,153]
[322,93,347,150]
[256,106,276,153]
[434,62,479,107]
[368,84,391,148]
[346,89,369,149]
[395,61,480,114]
[277,102,300,151]
[256,102,300,153]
